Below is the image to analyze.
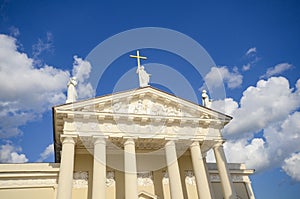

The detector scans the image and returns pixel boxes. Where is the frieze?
[107,99,186,117]
[210,174,244,182]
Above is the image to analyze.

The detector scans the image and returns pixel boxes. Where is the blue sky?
[0,0,300,198]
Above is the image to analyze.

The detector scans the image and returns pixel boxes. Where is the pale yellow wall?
[73,153,93,199]
[152,169,164,198]
[0,154,254,199]
[0,187,55,199]
[72,188,88,199]
[178,152,194,198]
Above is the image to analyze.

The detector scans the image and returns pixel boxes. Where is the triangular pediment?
[54,86,231,121]
[53,86,231,162]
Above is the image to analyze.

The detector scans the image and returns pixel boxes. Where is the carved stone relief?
[210,174,244,182]
[137,171,154,186]
[162,171,169,185]
[106,171,115,187]
[185,170,196,185]
[73,171,88,188]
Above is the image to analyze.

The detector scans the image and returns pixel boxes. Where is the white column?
[124,138,138,199]
[203,156,215,199]
[190,141,212,199]
[92,136,107,199]
[165,140,184,199]
[57,135,77,199]
[213,143,237,199]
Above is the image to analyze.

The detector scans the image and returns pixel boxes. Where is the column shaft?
[190,141,212,199]
[165,140,184,199]
[124,138,138,199]
[213,144,237,199]
[57,135,77,199]
[92,137,106,199]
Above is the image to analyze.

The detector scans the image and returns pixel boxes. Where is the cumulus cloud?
[211,98,238,116]
[0,143,28,163]
[203,66,243,90]
[0,34,69,138]
[261,63,292,78]
[207,77,300,181]
[282,152,300,181]
[225,77,300,136]
[36,144,54,162]
[71,55,94,99]
[0,34,93,139]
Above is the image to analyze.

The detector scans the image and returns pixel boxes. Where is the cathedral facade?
[0,86,255,199]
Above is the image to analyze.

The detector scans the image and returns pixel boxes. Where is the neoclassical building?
[0,52,255,199]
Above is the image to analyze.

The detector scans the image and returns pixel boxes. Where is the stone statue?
[130,50,151,88]
[202,90,211,108]
[66,77,78,103]
[136,65,151,87]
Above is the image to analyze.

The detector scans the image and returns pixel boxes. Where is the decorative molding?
[106,171,115,187]
[0,178,57,188]
[232,174,244,182]
[210,174,220,182]
[137,171,153,186]
[210,174,244,182]
[185,170,196,185]
[73,171,88,188]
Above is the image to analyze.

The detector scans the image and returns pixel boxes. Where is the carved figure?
[66,77,78,103]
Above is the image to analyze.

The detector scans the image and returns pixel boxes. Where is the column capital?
[93,135,108,145]
[60,134,78,144]
[190,140,200,148]
[213,140,226,148]
[123,136,137,145]
[165,140,176,147]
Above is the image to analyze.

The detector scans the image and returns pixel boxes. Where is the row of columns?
[56,135,237,199]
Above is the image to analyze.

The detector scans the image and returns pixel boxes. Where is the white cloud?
[36,144,54,162]
[262,63,292,78]
[242,64,251,71]
[211,98,238,116]
[225,138,270,171]
[225,76,300,136]
[0,143,28,163]
[282,152,300,181]
[32,32,54,66]
[0,34,70,137]
[207,76,300,181]
[203,66,243,90]
[0,34,94,138]
[245,47,256,56]
[72,55,94,99]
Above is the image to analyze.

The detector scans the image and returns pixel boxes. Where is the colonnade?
[56,135,237,199]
